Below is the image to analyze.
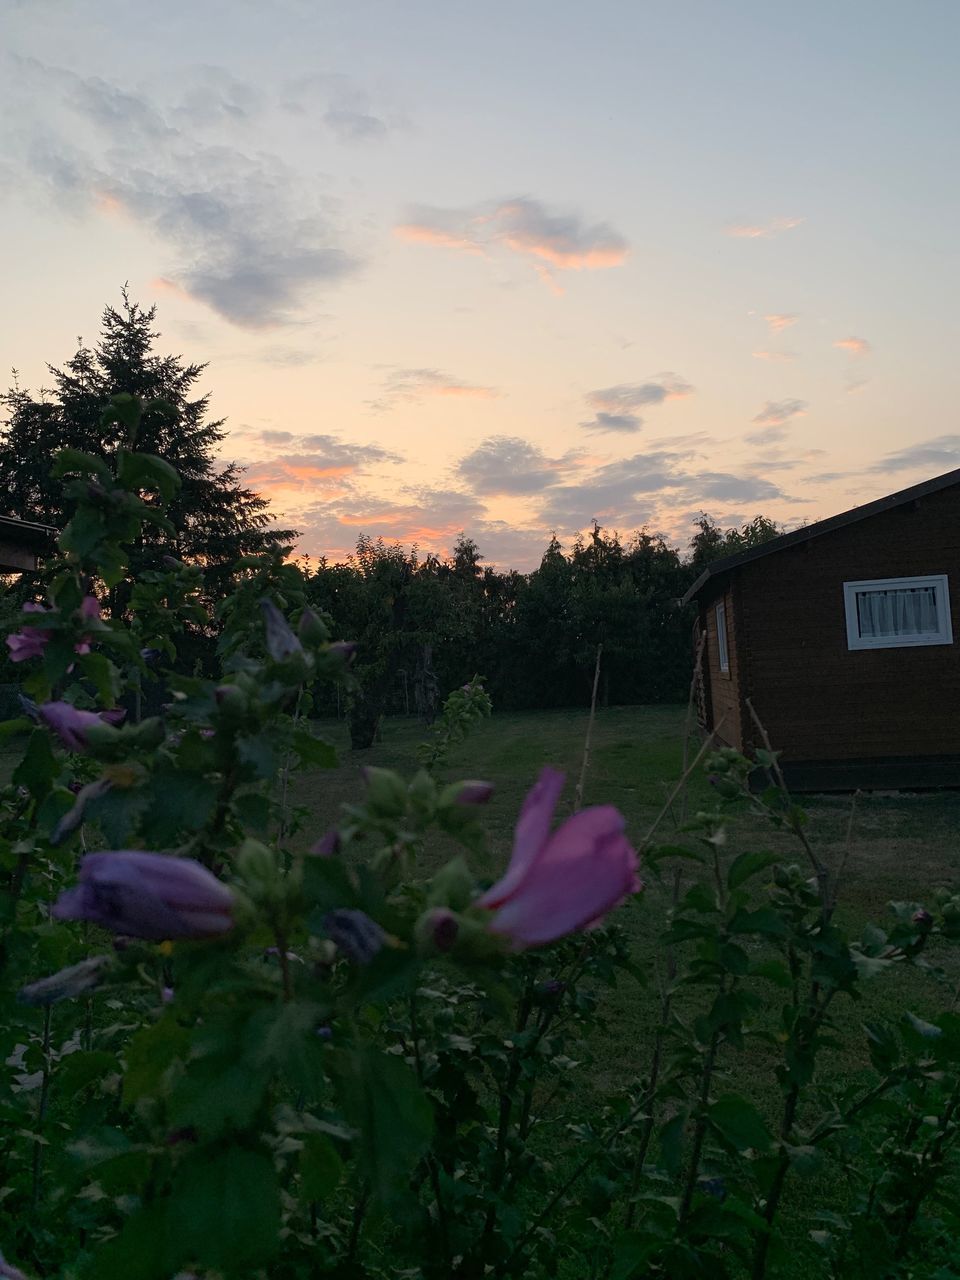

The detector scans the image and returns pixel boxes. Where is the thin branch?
[574,643,603,813]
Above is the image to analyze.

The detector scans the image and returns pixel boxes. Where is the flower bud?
[18,955,113,1006]
[328,640,357,665]
[416,907,460,954]
[361,766,408,818]
[0,1247,29,1280]
[261,599,303,661]
[452,780,494,806]
[310,829,341,857]
[297,608,328,645]
[323,909,385,964]
[912,908,933,930]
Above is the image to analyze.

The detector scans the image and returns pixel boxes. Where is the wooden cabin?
[682,468,960,790]
[0,515,55,574]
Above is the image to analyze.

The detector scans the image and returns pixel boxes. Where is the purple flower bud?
[18,955,113,1006]
[539,979,566,998]
[328,640,357,664]
[140,647,162,665]
[38,701,116,752]
[161,986,174,1004]
[260,599,302,661]
[79,595,101,623]
[913,908,934,929]
[423,907,459,952]
[52,851,235,942]
[310,829,341,857]
[98,707,127,727]
[323,909,385,964]
[0,1248,29,1280]
[316,1025,333,1040]
[297,608,328,644]
[454,780,494,806]
[162,556,184,570]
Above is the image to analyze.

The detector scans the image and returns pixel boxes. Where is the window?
[843,574,953,650]
[715,601,730,673]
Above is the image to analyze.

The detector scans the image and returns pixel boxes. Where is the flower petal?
[476,766,565,909]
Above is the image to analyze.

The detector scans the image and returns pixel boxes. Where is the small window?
[843,574,953,650]
[715,601,730,673]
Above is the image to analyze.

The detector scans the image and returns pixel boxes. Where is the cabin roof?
[681,465,960,606]
[0,514,57,546]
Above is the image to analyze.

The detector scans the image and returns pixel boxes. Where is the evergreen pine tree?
[0,290,295,588]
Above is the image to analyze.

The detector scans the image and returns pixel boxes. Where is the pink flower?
[37,701,120,752]
[6,603,52,663]
[478,767,640,949]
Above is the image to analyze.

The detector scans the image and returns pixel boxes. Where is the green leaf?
[57,1050,117,1098]
[172,1145,281,1271]
[116,448,181,500]
[52,447,111,481]
[728,907,788,938]
[299,1133,343,1200]
[12,729,58,800]
[123,1016,189,1104]
[76,651,122,704]
[728,850,780,891]
[708,1095,775,1153]
[144,767,218,844]
[292,727,337,768]
[330,1047,433,1203]
[168,1054,272,1139]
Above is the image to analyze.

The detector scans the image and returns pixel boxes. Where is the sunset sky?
[2,0,959,570]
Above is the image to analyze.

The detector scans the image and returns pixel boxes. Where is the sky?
[2,0,959,571]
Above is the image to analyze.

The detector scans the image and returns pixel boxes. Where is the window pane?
[856,586,939,638]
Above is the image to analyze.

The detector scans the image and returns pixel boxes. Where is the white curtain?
[856,586,939,638]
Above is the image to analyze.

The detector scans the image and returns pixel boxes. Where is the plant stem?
[574,643,602,812]
[31,1005,52,1217]
[409,989,453,1273]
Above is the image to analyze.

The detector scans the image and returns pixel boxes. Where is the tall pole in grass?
[574,643,603,813]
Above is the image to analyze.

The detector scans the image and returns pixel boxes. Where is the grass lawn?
[290,703,960,1269]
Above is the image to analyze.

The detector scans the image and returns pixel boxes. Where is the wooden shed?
[0,515,55,573]
[682,468,960,790]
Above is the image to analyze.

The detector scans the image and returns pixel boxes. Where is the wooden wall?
[702,582,744,749]
[730,484,960,762]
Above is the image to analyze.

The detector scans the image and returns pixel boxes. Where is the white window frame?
[715,601,730,673]
[842,574,953,651]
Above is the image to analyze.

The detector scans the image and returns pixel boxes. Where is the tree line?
[0,295,782,737]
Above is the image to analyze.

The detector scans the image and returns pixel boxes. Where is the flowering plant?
[1,394,960,1280]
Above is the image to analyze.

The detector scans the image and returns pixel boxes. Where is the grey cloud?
[869,436,960,474]
[281,72,397,142]
[582,411,644,433]
[580,374,693,433]
[18,63,359,327]
[457,436,560,495]
[752,398,808,427]
[397,196,629,272]
[538,450,788,532]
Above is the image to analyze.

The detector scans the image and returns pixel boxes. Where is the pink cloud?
[395,197,628,281]
[765,313,798,333]
[834,336,871,356]
[725,216,804,239]
[752,349,796,362]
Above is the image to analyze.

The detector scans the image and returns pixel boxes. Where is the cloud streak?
[396,196,629,285]
[751,398,808,428]
[725,216,804,239]
[371,368,499,412]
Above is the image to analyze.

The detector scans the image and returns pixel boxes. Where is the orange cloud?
[393,224,486,255]
[834,336,871,356]
[725,216,804,239]
[93,190,126,218]
[765,313,798,332]
[752,349,796,362]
